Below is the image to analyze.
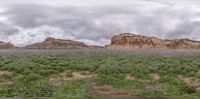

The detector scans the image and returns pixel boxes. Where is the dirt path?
[89,84,132,97]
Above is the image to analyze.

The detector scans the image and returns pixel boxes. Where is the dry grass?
[178,75,200,91]
[150,73,160,81]
[126,74,136,81]
[0,70,13,85]
[0,70,11,76]
[49,70,96,87]
[145,84,165,91]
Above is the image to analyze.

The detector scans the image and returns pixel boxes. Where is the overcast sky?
[0,0,200,46]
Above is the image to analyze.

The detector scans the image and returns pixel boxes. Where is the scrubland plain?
[0,49,199,98]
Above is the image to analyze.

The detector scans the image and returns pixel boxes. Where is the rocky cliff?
[25,37,88,49]
[0,41,14,49]
[107,33,200,49]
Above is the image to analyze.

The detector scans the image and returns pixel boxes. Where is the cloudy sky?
[0,0,200,46]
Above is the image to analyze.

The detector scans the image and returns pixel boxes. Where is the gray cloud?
[0,0,200,46]
[0,22,18,35]
[0,21,19,41]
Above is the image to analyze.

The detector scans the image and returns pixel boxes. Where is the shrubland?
[0,49,199,98]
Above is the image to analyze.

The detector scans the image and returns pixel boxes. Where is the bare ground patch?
[178,75,200,91]
[150,73,160,81]
[89,84,131,97]
[126,74,135,80]
[49,70,96,87]
[197,71,200,75]
[0,80,13,85]
[0,70,11,76]
[0,70,13,85]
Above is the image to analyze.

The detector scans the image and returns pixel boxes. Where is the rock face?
[0,41,14,49]
[25,37,88,49]
[107,33,200,49]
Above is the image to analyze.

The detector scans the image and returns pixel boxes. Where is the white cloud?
[8,25,105,46]
[0,16,7,22]
[0,7,4,13]
[0,7,7,21]
[8,26,66,46]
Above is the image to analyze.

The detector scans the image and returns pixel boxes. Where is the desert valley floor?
[0,49,200,99]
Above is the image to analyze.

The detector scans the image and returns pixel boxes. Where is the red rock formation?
[0,41,14,49]
[107,33,200,49]
[25,37,88,49]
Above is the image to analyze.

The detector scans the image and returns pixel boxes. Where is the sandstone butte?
[107,33,200,49]
[0,41,14,49]
[25,37,89,49]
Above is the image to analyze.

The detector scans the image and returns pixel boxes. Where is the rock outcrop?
[107,33,200,49]
[0,41,14,49]
[25,37,88,49]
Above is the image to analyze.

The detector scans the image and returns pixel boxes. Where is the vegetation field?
[0,49,200,98]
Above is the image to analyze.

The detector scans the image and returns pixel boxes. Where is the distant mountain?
[25,37,89,49]
[107,33,200,49]
[0,41,14,49]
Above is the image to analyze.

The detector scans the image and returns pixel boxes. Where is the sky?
[0,0,200,46]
